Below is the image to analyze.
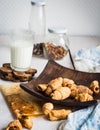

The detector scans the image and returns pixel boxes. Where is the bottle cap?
[48,27,67,34]
[31,0,45,6]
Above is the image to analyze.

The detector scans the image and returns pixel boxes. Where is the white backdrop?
[0,0,100,36]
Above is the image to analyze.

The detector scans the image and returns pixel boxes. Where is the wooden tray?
[20,60,100,108]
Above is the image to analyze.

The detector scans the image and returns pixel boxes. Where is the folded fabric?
[74,45,100,72]
[58,103,100,130]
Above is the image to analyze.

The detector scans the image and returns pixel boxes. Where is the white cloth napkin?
[74,45,100,72]
[58,103,100,130]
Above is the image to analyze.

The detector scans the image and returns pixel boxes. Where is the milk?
[11,40,33,71]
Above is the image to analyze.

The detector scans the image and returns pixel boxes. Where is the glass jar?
[44,27,69,60]
[29,0,46,43]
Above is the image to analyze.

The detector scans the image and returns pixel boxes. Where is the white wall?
[0,0,100,36]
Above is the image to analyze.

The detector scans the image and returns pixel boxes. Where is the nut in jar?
[44,42,68,60]
[44,27,69,60]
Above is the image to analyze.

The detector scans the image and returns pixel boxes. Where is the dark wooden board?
[20,60,100,108]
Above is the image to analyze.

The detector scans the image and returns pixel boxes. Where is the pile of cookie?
[0,63,37,82]
[37,77,100,102]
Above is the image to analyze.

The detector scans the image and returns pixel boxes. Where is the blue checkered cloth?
[58,103,100,130]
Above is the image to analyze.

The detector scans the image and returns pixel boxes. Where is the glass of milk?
[10,29,34,72]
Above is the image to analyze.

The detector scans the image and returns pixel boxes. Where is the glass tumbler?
[10,29,34,72]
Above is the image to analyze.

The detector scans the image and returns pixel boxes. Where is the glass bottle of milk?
[29,0,46,43]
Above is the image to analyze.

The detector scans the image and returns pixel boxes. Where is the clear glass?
[44,28,69,60]
[46,32,69,49]
[29,1,46,43]
[10,29,34,72]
